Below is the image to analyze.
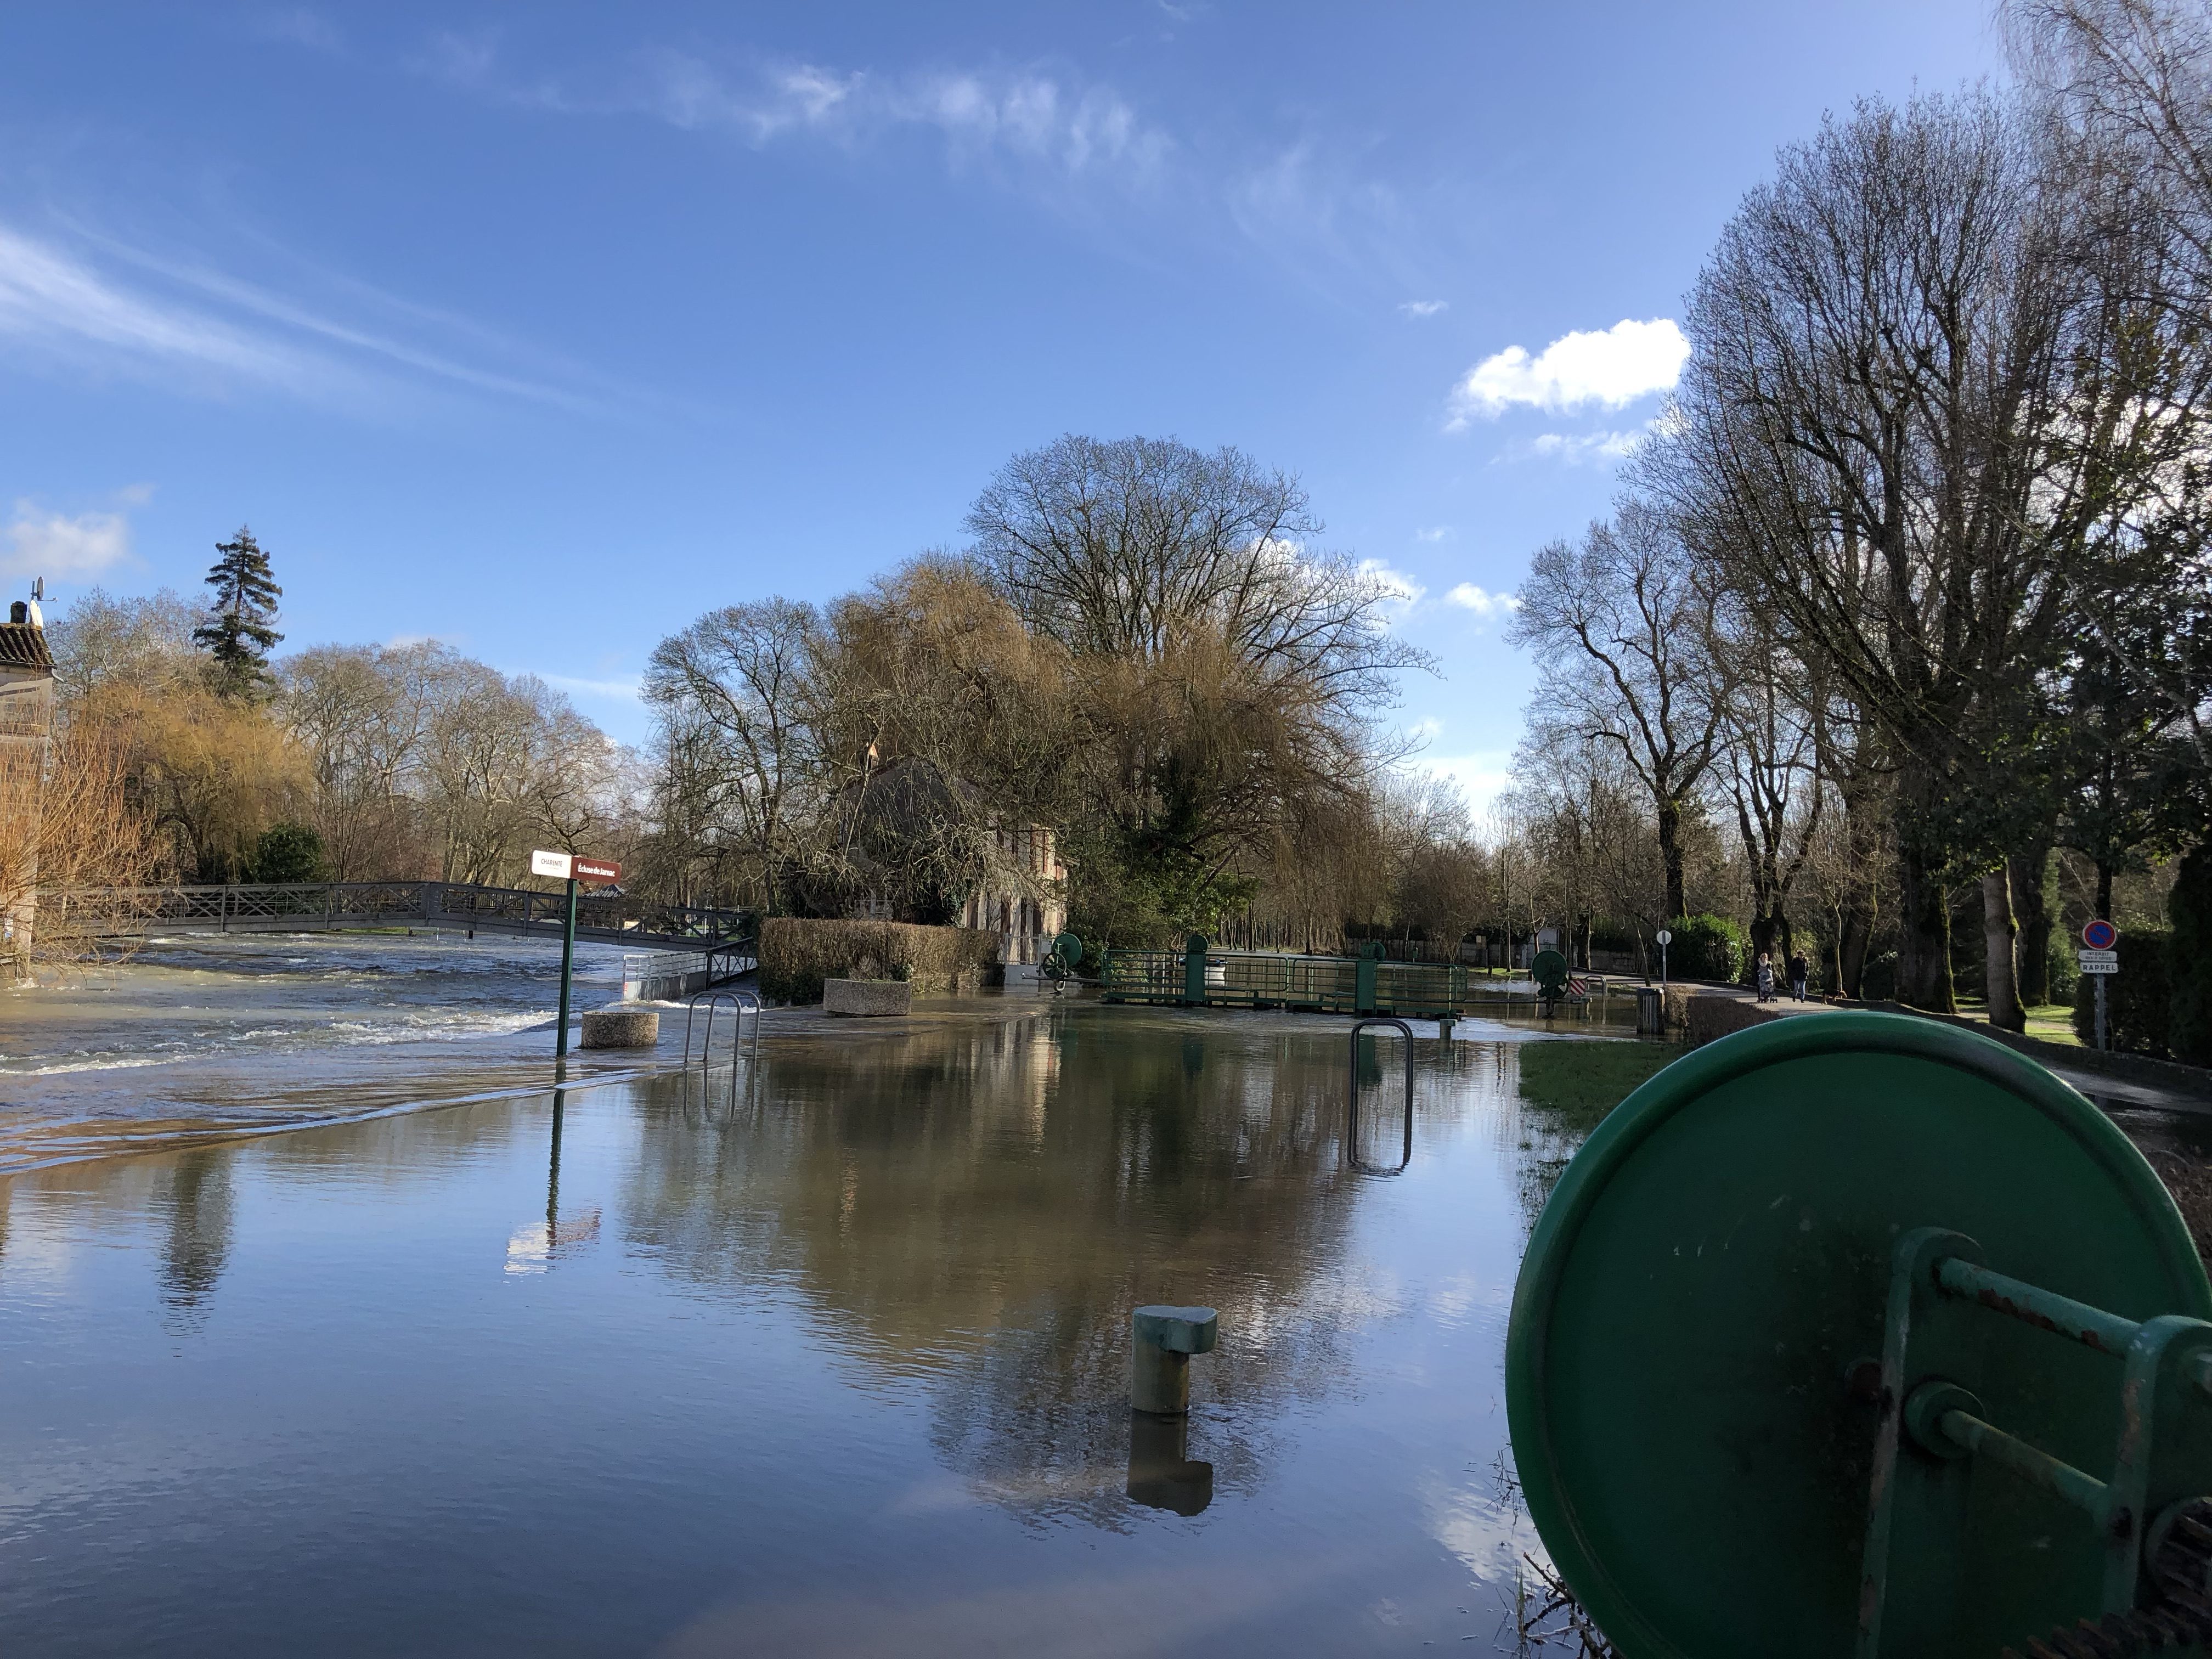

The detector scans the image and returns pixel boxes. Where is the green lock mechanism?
[1506,1012,2212,1658]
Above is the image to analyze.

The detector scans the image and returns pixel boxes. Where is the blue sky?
[0,2,1999,810]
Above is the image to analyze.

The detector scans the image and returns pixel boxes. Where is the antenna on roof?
[30,578,42,602]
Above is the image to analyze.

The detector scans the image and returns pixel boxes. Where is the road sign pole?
[555,876,578,1062]
[2096,973,2108,1052]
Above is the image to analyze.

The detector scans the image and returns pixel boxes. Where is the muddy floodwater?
[0,940,1669,1656]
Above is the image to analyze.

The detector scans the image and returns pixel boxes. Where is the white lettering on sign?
[529,849,573,880]
[573,857,622,884]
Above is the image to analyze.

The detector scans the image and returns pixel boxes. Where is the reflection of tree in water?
[618,1008,1399,1526]
[155,1149,234,1327]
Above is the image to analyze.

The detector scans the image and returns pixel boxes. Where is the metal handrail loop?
[1346,1016,1415,1176]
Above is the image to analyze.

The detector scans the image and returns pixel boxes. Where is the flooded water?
[0,934,638,1170]
[0,990,1668,1656]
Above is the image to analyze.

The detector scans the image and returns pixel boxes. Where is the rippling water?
[0,1000,1668,1656]
[0,934,645,1170]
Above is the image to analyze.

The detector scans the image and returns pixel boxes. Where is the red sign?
[2083,918,2119,951]
[573,857,622,884]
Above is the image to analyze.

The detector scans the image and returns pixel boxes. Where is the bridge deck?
[61,881,754,957]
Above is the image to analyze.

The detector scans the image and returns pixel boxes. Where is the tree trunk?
[1837,903,1870,1000]
[2096,860,2115,922]
[1656,798,1686,921]
[1980,869,2025,1032]
[2010,843,2052,1007]
[1895,840,1955,1012]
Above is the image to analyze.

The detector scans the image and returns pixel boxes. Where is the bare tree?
[1654,91,2162,1012]
[643,599,822,913]
[1509,501,1725,921]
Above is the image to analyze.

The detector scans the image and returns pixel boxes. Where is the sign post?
[2080,919,2120,1052]
[532,850,623,1063]
[1655,928,1673,988]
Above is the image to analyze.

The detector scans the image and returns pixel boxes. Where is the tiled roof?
[0,624,54,672]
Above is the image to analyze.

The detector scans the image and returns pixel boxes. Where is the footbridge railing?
[1099,940,1609,1020]
[58,881,754,959]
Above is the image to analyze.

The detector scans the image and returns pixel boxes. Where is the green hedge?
[1663,914,1746,984]
[758,917,1002,1005]
[2074,930,2172,1058]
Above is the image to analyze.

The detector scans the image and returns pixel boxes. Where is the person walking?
[1787,951,1810,1002]
[1755,952,1775,1003]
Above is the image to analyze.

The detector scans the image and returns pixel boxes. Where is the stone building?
[957,825,1068,968]
[1,594,56,966]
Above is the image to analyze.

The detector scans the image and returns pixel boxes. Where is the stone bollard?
[1130,1304,1218,1417]
[580,1008,659,1049]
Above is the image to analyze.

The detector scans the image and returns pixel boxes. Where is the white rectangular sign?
[2078,949,2118,964]
[530,849,573,880]
[2078,959,2119,975]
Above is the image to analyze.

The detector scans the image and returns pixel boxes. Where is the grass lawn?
[1948,1000,2082,1046]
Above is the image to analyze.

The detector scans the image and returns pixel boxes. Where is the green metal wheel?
[1505,1012,2211,1658]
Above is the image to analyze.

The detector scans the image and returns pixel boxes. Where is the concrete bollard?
[580,1008,659,1049]
[1130,1304,1218,1416]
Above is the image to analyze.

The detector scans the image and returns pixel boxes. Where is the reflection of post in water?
[1126,1412,1213,1515]
[548,1087,565,1238]
[507,1088,600,1274]
[156,1148,234,1324]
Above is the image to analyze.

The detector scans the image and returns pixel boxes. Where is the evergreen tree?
[192,526,283,695]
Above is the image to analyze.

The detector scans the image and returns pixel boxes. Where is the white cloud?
[1414,525,1451,543]
[1398,299,1448,319]
[1446,318,1688,428]
[1522,428,1645,465]
[538,671,642,702]
[1444,583,1520,620]
[3,503,133,580]
[1359,557,1425,613]
[1411,752,1514,819]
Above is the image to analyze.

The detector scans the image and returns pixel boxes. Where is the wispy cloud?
[1398,299,1447,318]
[0,219,603,413]
[1520,428,1646,465]
[251,9,343,53]
[1413,524,1451,543]
[537,670,642,702]
[4,501,135,580]
[1444,582,1519,620]
[421,37,1171,188]
[1446,318,1688,430]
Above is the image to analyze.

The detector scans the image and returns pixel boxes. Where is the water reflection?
[0,1004,1672,1655]
[154,1148,233,1325]
[1127,1411,1214,1515]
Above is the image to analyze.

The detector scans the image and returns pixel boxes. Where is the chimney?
[7,602,22,625]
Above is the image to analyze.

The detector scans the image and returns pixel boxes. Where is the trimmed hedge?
[758,917,1002,1005]
[2074,930,2172,1058]
[1663,913,1746,984]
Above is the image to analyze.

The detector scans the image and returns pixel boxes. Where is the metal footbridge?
[66,880,755,967]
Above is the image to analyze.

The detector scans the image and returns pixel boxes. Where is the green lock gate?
[1506,1012,2212,1658]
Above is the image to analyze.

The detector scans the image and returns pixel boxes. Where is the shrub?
[250,821,326,883]
[2074,930,2172,1058]
[758,917,1002,1005]
[2170,850,2212,1066]
[1662,914,1746,984]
